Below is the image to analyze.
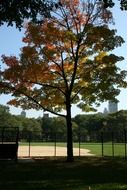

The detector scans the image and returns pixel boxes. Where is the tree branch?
[22,79,66,95]
[71,87,84,102]
[0,82,66,118]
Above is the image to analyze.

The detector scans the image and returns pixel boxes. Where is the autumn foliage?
[0,0,126,161]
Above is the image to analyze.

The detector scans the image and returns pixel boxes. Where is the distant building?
[20,110,26,117]
[103,107,108,115]
[43,113,49,118]
[108,101,118,113]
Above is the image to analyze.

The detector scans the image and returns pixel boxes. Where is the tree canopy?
[102,0,127,10]
[0,0,53,28]
[0,0,127,161]
[0,0,127,29]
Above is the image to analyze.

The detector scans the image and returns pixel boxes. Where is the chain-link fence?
[17,129,127,158]
[0,128,126,158]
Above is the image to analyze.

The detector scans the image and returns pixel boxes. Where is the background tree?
[105,110,127,131]
[0,104,19,128]
[73,113,105,141]
[0,0,54,28]
[42,117,67,142]
[0,104,41,132]
[102,0,127,10]
[0,0,127,161]
[0,104,12,127]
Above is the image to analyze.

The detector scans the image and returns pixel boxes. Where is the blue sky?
[0,3,127,118]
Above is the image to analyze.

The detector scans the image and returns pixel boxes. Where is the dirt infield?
[18,146,94,157]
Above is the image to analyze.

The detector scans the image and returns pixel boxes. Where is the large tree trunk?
[66,101,74,162]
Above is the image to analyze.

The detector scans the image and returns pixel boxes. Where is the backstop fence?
[0,127,19,160]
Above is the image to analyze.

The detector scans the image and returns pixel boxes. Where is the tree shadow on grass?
[0,157,127,190]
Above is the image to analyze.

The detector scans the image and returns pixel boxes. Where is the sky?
[0,2,127,118]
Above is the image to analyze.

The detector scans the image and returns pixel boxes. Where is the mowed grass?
[19,142,127,157]
[80,143,127,157]
[0,157,127,190]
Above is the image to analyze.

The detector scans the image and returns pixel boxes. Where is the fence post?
[124,129,127,159]
[28,133,31,157]
[112,132,114,158]
[101,132,104,157]
[2,128,4,144]
[78,131,81,157]
[54,132,56,157]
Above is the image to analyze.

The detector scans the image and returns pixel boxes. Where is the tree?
[0,0,54,28]
[1,0,127,29]
[102,0,127,10]
[74,114,103,132]
[0,104,10,127]
[0,104,20,128]
[0,104,9,114]
[0,0,127,161]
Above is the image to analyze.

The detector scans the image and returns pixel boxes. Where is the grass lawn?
[80,143,127,157]
[0,157,127,190]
